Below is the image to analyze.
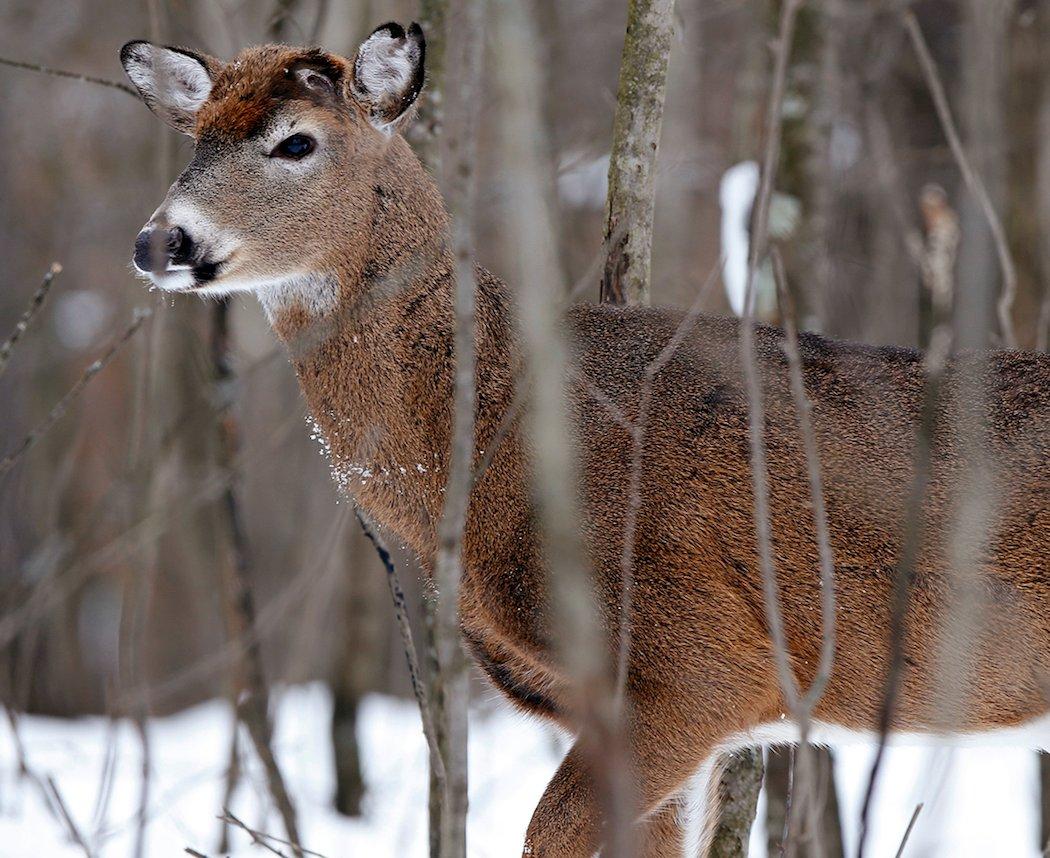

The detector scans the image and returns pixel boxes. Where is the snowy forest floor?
[0,683,1040,857]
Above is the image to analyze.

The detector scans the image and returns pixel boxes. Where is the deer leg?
[522,723,727,857]
[523,677,775,857]
[522,742,602,857]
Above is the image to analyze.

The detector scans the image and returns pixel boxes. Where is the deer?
[120,21,1049,857]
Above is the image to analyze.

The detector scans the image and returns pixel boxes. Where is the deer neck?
[263,136,482,559]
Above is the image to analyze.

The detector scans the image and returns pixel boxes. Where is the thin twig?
[893,803,924,858]
[4,705,67,830]
[221,811,285,857]
[900,9,1017,347]
[216,725,241,853]
[737,2,824,855]
[0,56,137,96]
[46,775,94,857]
[354,509,446,786]
[772,246,836,710]
[0,262,61,379]
[856,185,958,858]
[219,811,329,858]
[739,0,802,741]
[0,308,152,477]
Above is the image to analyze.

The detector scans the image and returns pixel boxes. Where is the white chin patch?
[136,266,197,293]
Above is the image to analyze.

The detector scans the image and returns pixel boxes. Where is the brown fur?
[129,39,1050,857]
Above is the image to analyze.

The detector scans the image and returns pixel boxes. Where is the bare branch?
[0,56,137,96]
[857,192,958,858]
[0,262,61,379]
[900,9,1017,347]
[735,3,833,854]
[772,247,836,711]
[0,308,151,477]
[893,803,924,858]
[3,705,83,845]
[354,509,446,787]
[739,0,802,716]
[494,1,631,853]
[219,811,329,858]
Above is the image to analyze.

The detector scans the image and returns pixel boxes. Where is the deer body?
[121,26,1050,857]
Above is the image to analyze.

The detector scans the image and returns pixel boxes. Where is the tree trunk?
[956,0,1014,351]
[330,524,387,816]
[710,748,764,858]
[601,0,676,305]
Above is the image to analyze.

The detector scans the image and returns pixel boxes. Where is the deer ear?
[120,41,221,135]
[350,22,425,133]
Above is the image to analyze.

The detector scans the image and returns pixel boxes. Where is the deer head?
[120,23,425,311]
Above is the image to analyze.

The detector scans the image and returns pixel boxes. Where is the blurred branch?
[470,223,625,489]
[3,705,90,853]
[409,0,449,170]
[0,56,137,96]
[601,0,676,305]
[308,1,329,43]
[495,1,631,854]
[900,8,1017,347]
[0,262,61,379]
[0,308,151,478]
[736,2,832,856]
[210,300,302,857]
[268,0,303,42]
[857,190,958,858]
[614,259,721,701]
[46,775,94,858]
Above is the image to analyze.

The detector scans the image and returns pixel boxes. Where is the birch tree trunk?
[601,0,676,305]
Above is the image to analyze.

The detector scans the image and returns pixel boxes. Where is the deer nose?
[133,225,195,273]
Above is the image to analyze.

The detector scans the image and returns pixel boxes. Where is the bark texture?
[710,749,764,858]
[601,0,676,305]
[433,2,485,856]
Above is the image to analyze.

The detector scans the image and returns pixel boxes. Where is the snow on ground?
[0,684,1040,857]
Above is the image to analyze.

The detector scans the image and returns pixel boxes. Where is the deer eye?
[271,134,315,160]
